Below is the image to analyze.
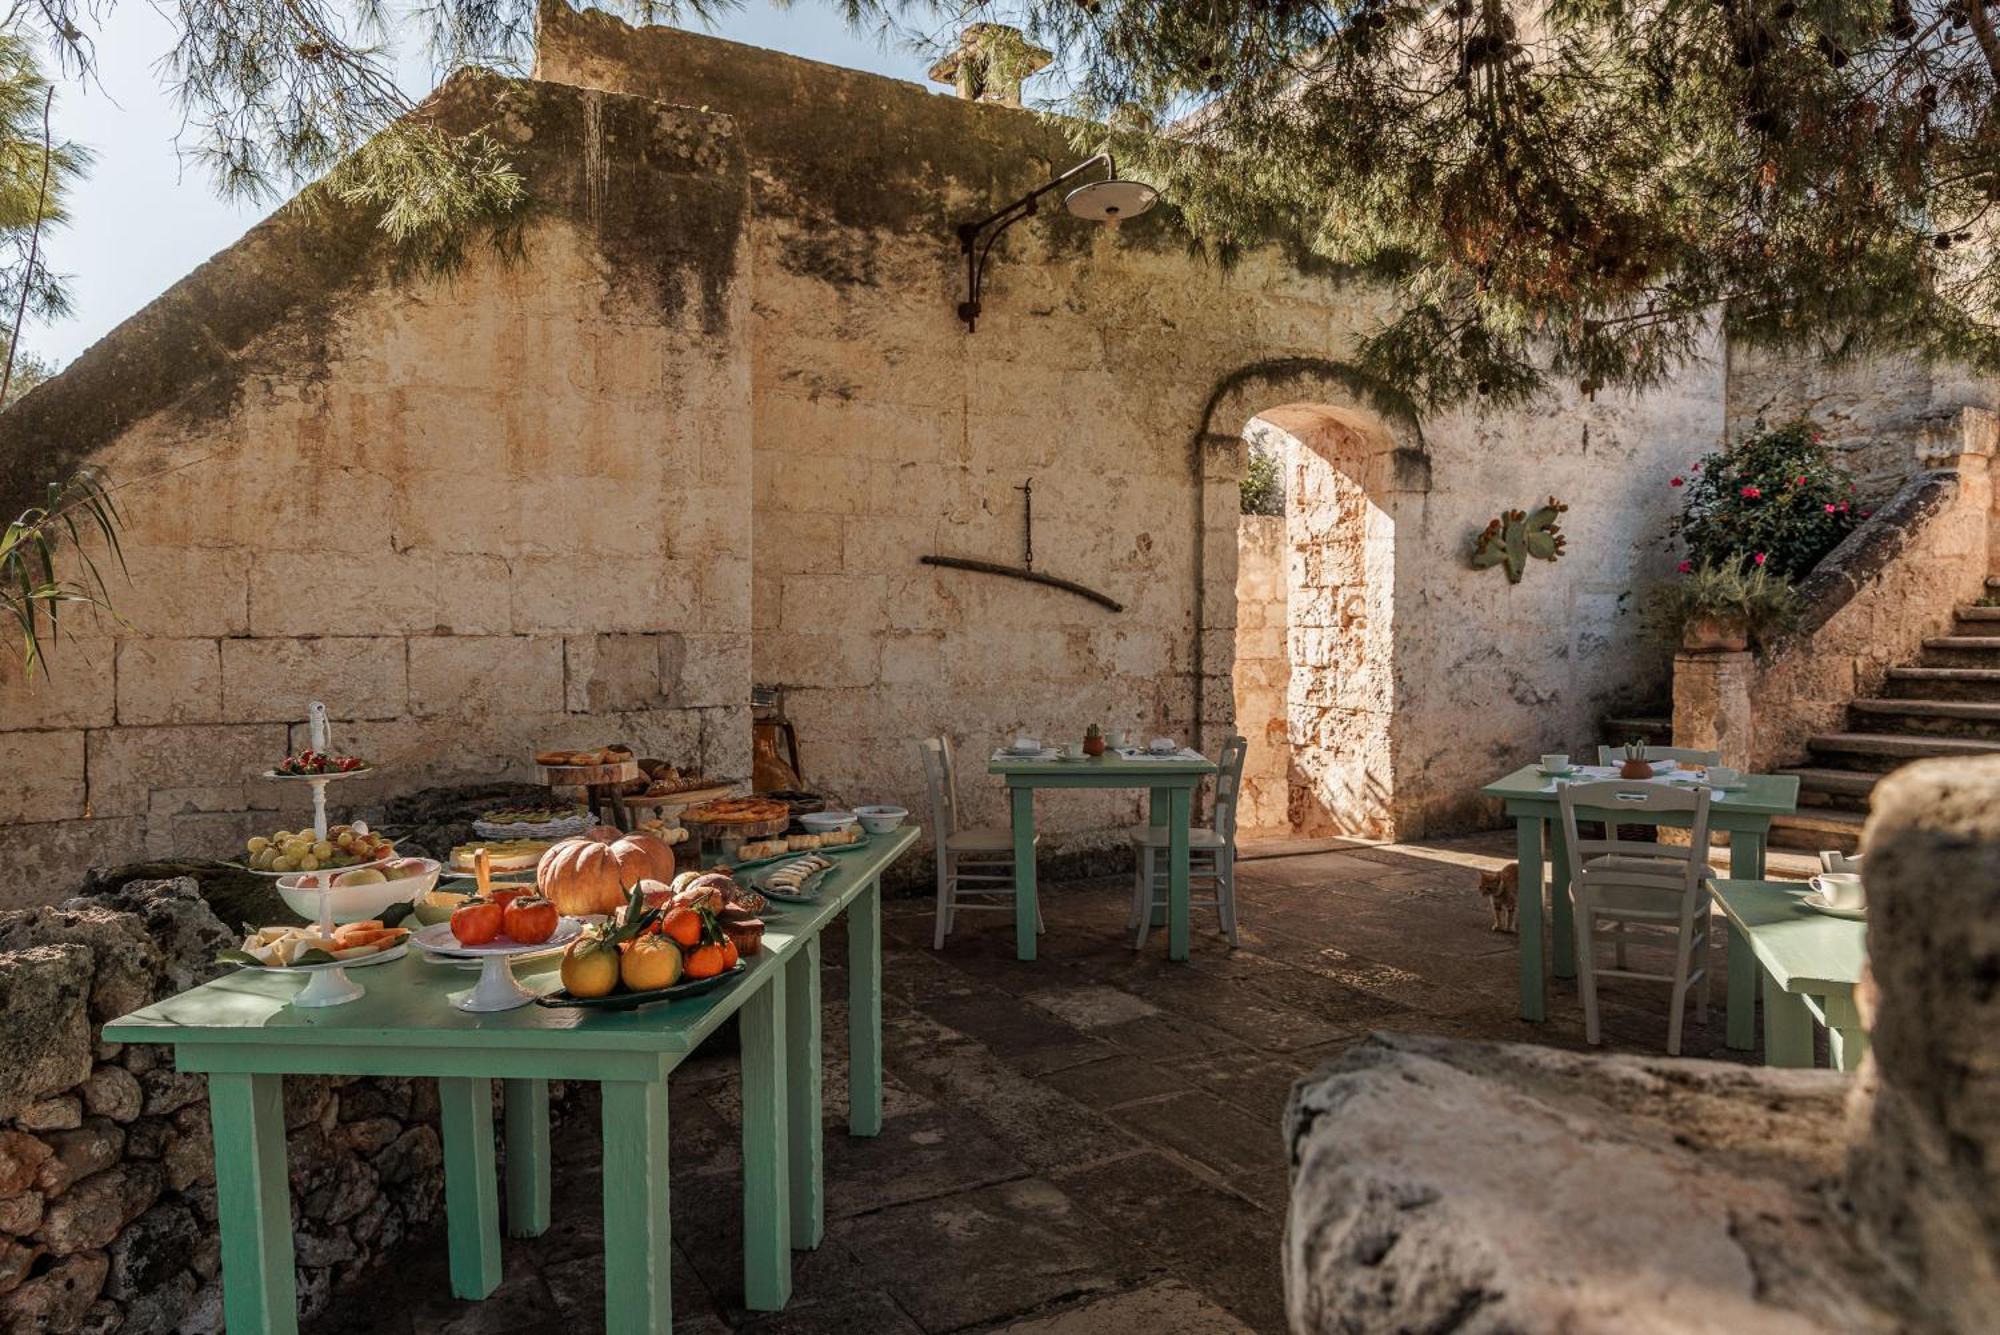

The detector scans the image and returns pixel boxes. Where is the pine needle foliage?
[892,0,2000,410]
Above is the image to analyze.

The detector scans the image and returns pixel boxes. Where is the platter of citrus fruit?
[537,878,753,1012]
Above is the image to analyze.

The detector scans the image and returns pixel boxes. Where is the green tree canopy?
[963,0,2000,410]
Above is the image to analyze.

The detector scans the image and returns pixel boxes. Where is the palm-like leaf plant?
[0,467,124,680]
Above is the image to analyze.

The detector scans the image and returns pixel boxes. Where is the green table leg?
[1762,974,1817,1068]
[207,1072,298,1335]
[1011,785,1038,961]
[1514,815,1546,1022]
[1824,990,1870,1073]
[1549,819,1575,980]
[1725,825,1768,1051]
[741,966,791,1311]
[1167,785,1192,961]
[847,876,883,1137]
[785,936,823,1251]
[438,1076,502,1300]
[502,1077,549,1239]
[600,1079,671,1335]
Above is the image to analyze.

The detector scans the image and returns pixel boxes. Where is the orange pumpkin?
[536,829,678,917]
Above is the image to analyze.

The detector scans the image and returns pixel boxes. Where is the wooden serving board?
[536,760,642,786]
[620,783,736,810]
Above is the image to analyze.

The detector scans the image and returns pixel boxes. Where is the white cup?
[1149,736,1176,755]
[1013,735,1039,753]
[1541,753,1570,772]
[1812,872,1865,911]
[1108,730,1127,749]
[1061,741,1083,759]
[1708,765,1742,787]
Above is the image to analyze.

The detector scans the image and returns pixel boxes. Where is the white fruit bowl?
[854,805,908,834]
[277,858,441,924]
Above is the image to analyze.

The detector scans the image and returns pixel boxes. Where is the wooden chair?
[1558,779,1715,1055]
[1127,735,1249,949]
[1593,744,1722,768]
[916,736,1041,950]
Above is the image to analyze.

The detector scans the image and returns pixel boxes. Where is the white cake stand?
[236,944,409,1008]
[411,918,585,1012]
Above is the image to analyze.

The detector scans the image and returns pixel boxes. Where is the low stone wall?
[1232,515,1291,835]
[1675,407,1995,772]
[0,876,561,1332]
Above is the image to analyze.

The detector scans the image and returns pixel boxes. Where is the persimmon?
[450,898,504,947]
[684,942,727,979]
[503,894,559,945]
[661,906,703,948]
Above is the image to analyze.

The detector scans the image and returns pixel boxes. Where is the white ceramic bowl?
[799,810,858,834]
[854,805,908,834]
[277,858,441,924]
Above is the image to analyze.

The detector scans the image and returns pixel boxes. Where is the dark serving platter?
[533,961,747,1012]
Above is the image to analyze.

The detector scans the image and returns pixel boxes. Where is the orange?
[560,936,621,998]
[620,936,684,992]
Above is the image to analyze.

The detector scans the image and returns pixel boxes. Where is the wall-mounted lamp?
[955,153,1160,332]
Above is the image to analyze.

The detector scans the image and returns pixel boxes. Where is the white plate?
[1801,892,1866,920]
[231,942,408,974]
[1536,765,1575,777]
[411,917,585,958]
[259,766,378,782]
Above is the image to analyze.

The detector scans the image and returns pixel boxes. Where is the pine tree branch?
[0,83,52,408]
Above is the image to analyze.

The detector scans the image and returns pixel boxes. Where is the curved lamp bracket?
[955,153,1158,332]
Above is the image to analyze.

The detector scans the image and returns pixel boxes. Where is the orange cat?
[1477,862,1519,933]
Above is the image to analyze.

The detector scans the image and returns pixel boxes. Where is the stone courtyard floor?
[310,832,1782,1334]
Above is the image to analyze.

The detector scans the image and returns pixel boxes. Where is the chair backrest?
[1558,780,1713,899]
[1211,735,1250,843]
[915,737,961,838]
[1594,744,1723,768]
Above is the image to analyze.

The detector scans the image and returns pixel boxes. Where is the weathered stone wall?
[0,76,753,897]
[0,878,539,1332]
[1716,409,1996,772]
[1727,343,1999,502]
[1231,514,1289,834]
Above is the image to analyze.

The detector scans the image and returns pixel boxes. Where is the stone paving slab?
[306,832,1768,1334]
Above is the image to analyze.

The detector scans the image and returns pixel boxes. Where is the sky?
[34,2,958,370]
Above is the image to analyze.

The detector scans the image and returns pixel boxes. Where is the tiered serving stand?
[241,702,394,1007]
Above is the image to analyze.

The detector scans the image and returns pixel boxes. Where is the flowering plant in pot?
[1665,418,1863,579]
[1642,561,1800,653]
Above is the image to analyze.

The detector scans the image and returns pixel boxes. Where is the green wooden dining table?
[989,748,1217,961]
[103,825,917,1335]
[1710,878,1869,1071]
[1480,765,1800,1028]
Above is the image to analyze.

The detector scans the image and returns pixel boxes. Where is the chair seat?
[1125,824,1228,850]
[946,825,1037,853]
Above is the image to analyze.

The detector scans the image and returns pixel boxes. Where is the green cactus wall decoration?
[1471,497,1569,583]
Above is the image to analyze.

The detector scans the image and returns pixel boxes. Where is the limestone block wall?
[1231,515,1289,834]
[0,76,753,897]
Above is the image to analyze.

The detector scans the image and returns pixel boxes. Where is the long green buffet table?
[104,825,917,1334]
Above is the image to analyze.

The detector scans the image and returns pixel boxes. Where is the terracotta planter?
[1681,614,1749,653]
[1083,733,1106,757]
[1620,758,1654,780]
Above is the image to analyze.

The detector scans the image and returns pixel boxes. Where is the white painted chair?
[916,736,1041,950]
[1127,735,1249,949]
[1593,745,1722,768]
[1558,779,1715,1055]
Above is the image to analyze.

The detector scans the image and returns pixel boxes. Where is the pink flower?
[1825,503,1837,513]
[1794,475,1807,485]
[1753,552,1767,565]
[1837,502,1849,513]
[1670,476,1685,487]
[1812,431,1824,442]
[1692,462,1702,472]
[1740,485,1762,499]
[1860,510,1872,518]
[1676,560,1692,574]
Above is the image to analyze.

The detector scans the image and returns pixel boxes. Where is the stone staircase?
[1772,577,2000,852]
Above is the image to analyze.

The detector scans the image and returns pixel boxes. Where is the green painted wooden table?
[989,749,1216,961]
[104,825,917,1335]
[1479,766,1799,1028]
[1710,878,1869,1071]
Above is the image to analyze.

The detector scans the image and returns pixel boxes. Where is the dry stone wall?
[0,878,541,1333]
[1231,515,1289,834]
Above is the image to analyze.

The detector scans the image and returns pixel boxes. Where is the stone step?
[1847,697,2000,739]
[1950,606,2000,636]
[1776,766,1877,813]
[1880,666,2000,703]
[1804,730,2000,773]
[1769,807,1866,854]
[1920,636,2000,668]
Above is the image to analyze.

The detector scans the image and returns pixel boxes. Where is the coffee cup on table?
[1060,741,1083,759]
[1811,872,1865,912]
[1149,737,1176,755]
[1013,735,1039,753]
[1541,753,1570,773]
[1108,730,1128,749]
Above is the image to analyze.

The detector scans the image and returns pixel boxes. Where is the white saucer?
[1536,766,1575,777]
[1801,892,1866,921]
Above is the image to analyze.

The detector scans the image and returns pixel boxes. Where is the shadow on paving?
[307,831,1773,1334]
